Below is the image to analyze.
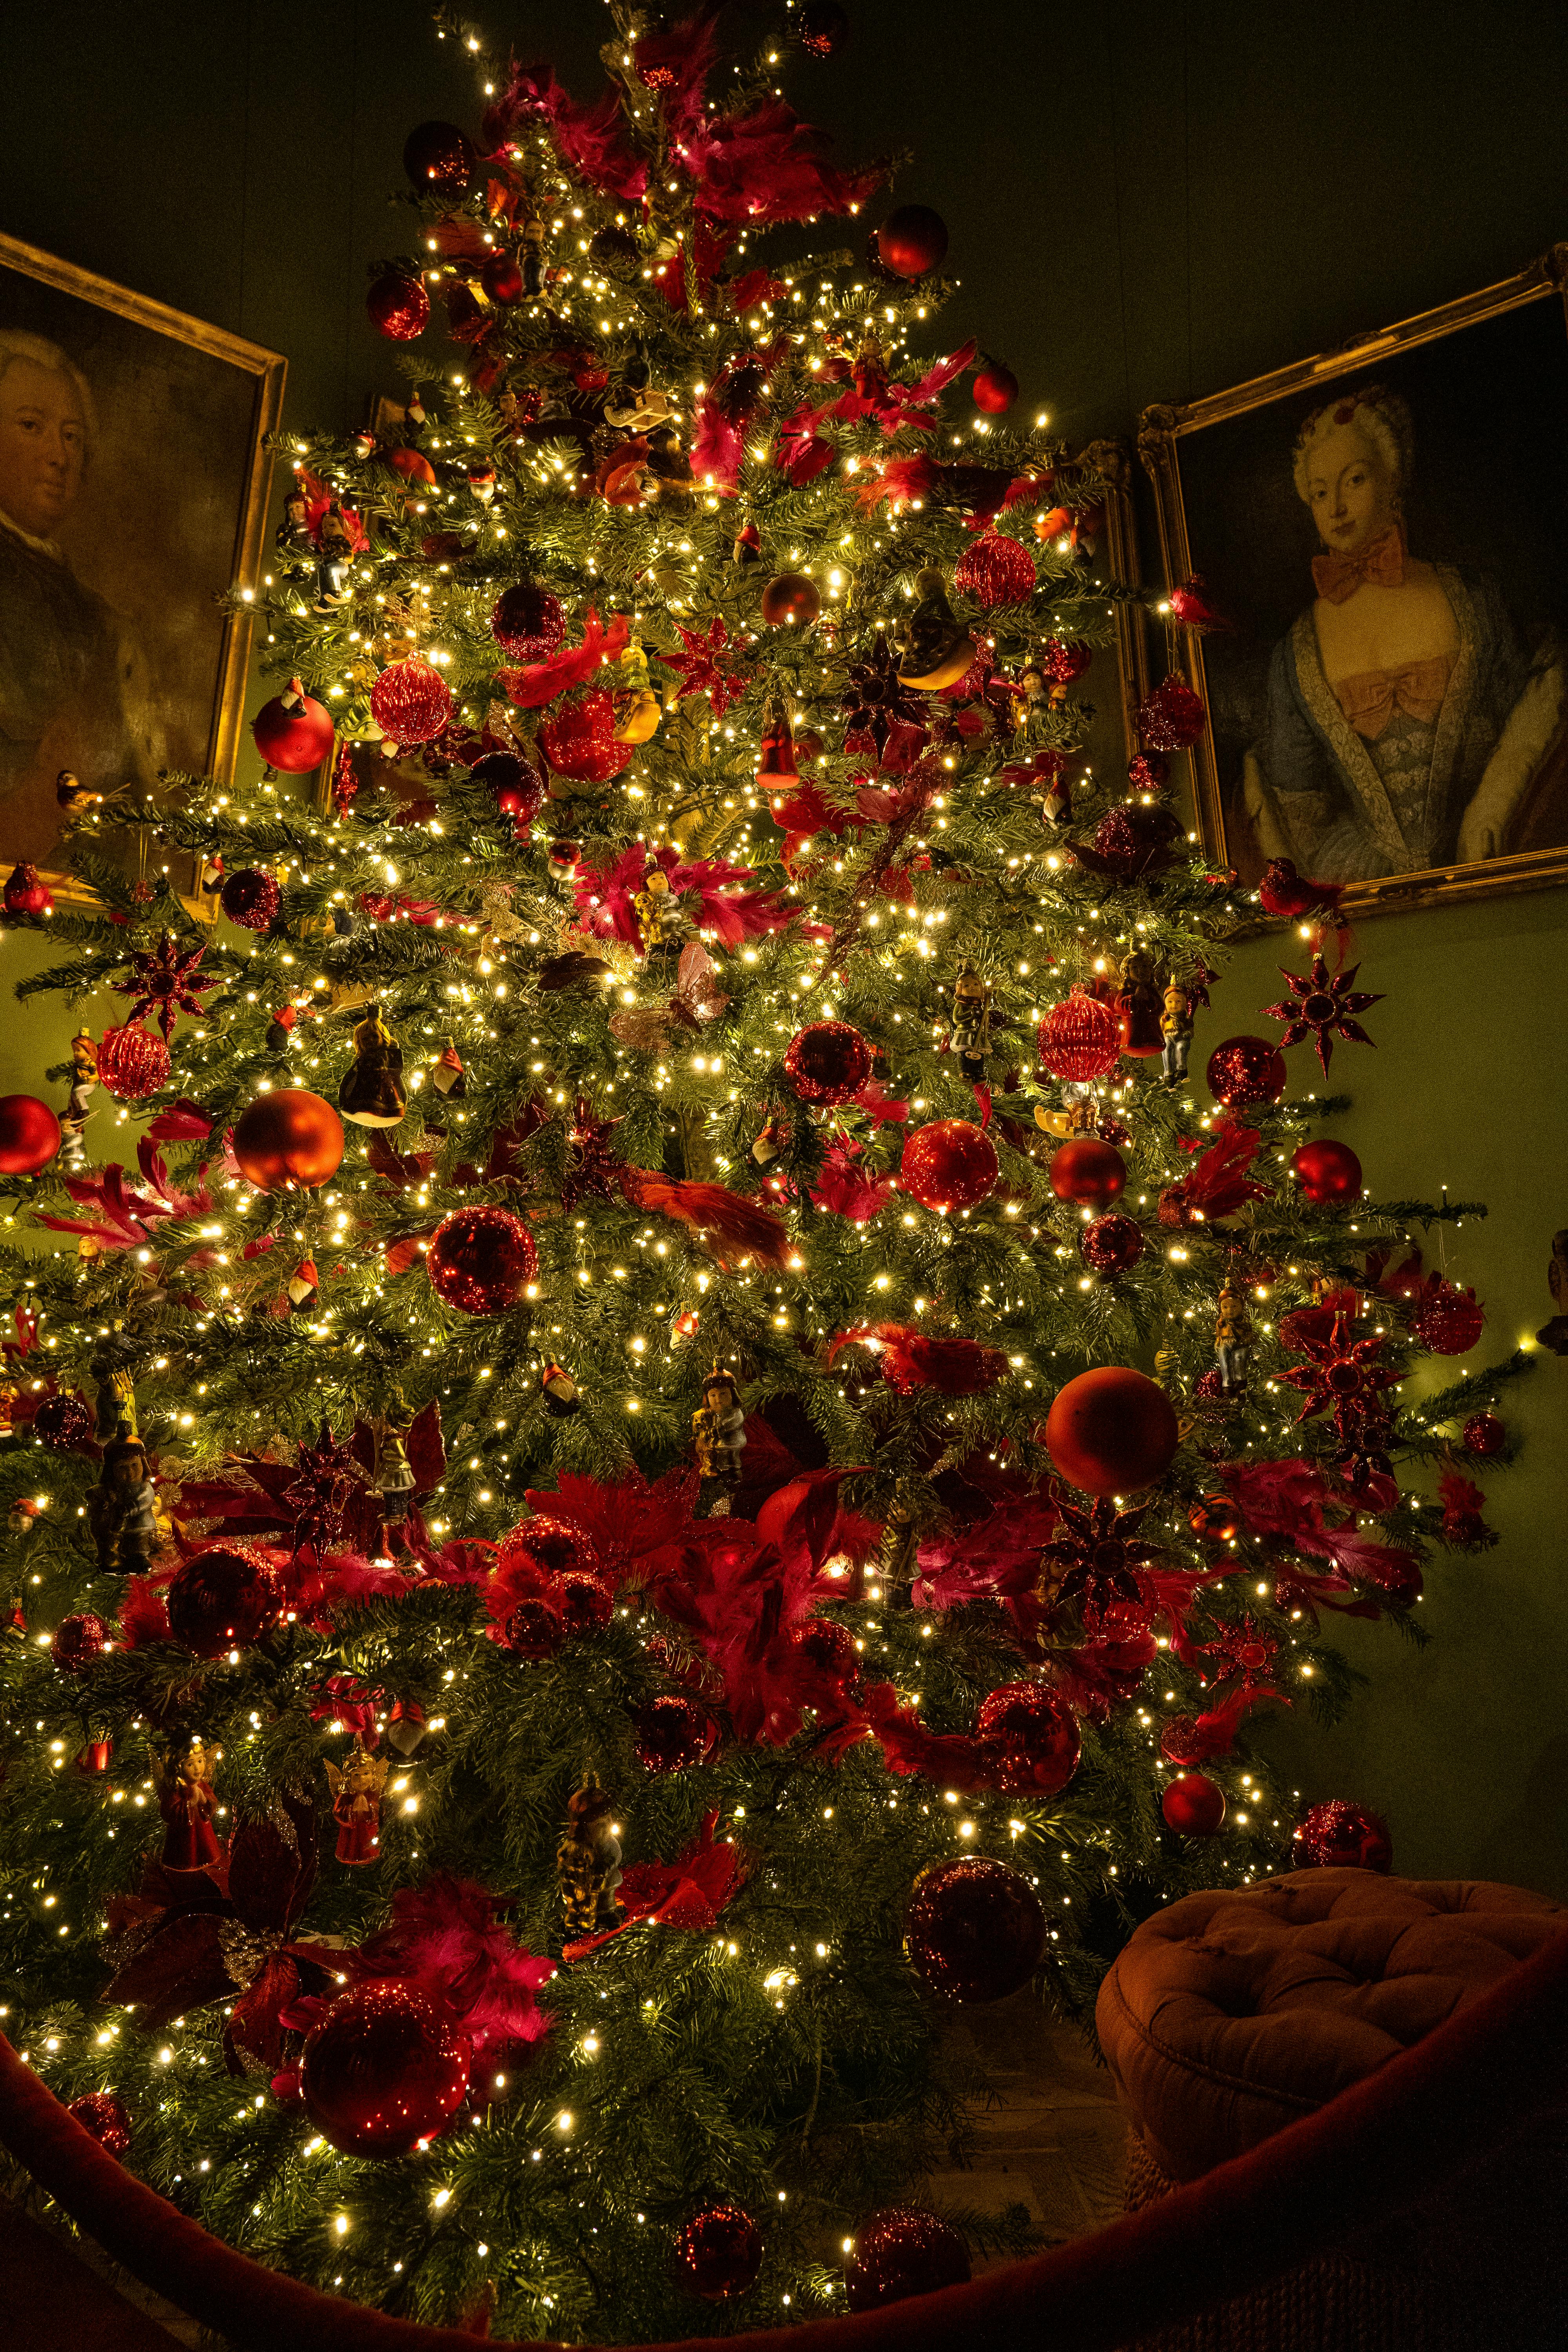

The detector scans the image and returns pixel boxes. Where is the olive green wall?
[2,0,1565,1886]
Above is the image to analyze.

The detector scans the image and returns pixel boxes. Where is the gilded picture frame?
[0,231,285,907]
[1138,245,1568,916]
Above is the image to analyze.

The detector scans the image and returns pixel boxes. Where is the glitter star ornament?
[1263,954,1382,1073]
[114,933,217,1039]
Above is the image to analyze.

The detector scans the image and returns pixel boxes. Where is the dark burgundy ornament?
[1464,1412,1506,1457]
[1410,1282,1485,1357]
[1137,675,1207,750]
[1207,1036,1287,1109]
[220,868,281,933]
[905,1855,1048,2002]
[367,270,430,341]
[504,1597,564,1660]
[166,1544,284,1657]
[32,1392,93,1450]
[472,750,545,829]
[798,1,850,58]
[1080,1212,1144,1275]
[1075,802,1183,880]
[954,531,1034,606]
[1292,1798,1393,1873]
[1163,1772,1226,1834]
[784,1020,872,1106]
[971,357,1019,415]
[497,1516,601,1582]
[427,1205,538,1314]
[789,1618,858,1682]
[403,120,476,196]
[370,656,452,747]
[53,1612,110,1675]
[1127,752,1171,792]
[634,1694,713,1775]
[845,2208,971,2312]
[672,2204,763,2300]
[877,205,949,278]
[302,1978,472,2158]
[67,2090,132,2159]
[557,1572,613,1637]
[491,583,566,661]
[976,1681,1080,1794]
[480,250,524,304]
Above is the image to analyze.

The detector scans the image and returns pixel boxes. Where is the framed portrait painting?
[0,232,285,900]
[1139,246,1568,915]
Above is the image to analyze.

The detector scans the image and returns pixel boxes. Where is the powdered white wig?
[1292,383,1413,508]
[0,330,98,464]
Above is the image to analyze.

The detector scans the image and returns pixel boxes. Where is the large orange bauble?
[761,572,821,626]
[1048,1137,1126,1206]
[232,1089,345,1192]
[0,1094,62,1175]
[1045,1365,1179,1496]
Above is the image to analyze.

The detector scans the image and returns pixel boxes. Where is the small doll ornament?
[89,1326,139,1444]
[313,503,355,612]
[153,1737,221,1871]
[338,1004,407,1127]
[635,866,683,960]
[1214,1279,1256,1394]
[60,1027,99,1165]
[374,1400,416,1519]
[1160,980,1194,1086]
[521,216,546,296]
[896,568,976,690]
[541,1362,581,1417]
[613,642,663,744]
[1117,949,1164,1056]
[274,483,315,576]
[692,1365,746,1503]
[557,1773,623,1943]
[88,1423,157,1573]
[951,962,992,1080]
[324,1737,391,1865]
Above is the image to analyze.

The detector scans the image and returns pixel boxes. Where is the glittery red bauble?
[877,204,949,278]
[538,691,635,783]
[4,861,52,916]
[954,531,1034,606]
[496,1515,600,1581]
[1410,1282,1485,1356]
[1038,986,1122,1083]
[98,1023,171,1102]
[371,657,452,748]
[976,1681,1080,1794]
[1041,638,1092,685]
[1045,1367,1179,1497]
[32,1393,92,1449]
[53,1612,110,1675]
[1163,1772,1226,1834]
[504,1597,564,1660]
[1049,1138,1126,1207]
[1207,1036,1287,1109]
[972,359,1018,415]
[1127,752,1171,791]
[220,868,281,932]
[1292,1798,1393,1873]
[1137,675,1207,751]
[760,571,821,626]
[471,751,546,828]
[252,683,336,772]
[1080,1213,1144,1275]
[491,583,567,660]
[233,1089,345,1191]
[1085,802,1183,877]
[367,269,430,342]
[789,1618,858,1682]
[673,2205,763,2300]
[784,1020,872,1105]
[1292,1138,1361,1205]
[67,2089,132,2158]
[906,1856,1047,2002]
[797,0,849,58]
[1464,1412,1506,1457]
[166,1543,284,1657]
[303,1978,472,2159]
[900,1120,998,1212]
[403,119,476,194]
[0,1093,61,1174]
[845,2209,971,2312]
[428,1205,538,1314]
[1159,1717,1212,1768]
[1188,1493,1240,1543]
[635,1694,714,1774]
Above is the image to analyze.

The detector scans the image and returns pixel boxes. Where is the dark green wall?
[2,0,1565,1887]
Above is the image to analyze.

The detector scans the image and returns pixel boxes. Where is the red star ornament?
[114,933,219,1040]
[1039,1487,1160,1623]
[1262,953,1381,1073]
[661,616,751,717]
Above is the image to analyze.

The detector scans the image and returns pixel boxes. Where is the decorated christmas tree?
[0,5,1524,2339]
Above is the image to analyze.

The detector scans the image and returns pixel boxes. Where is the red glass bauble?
[1162,1772,1226,1835]
[538,691,635,783]
[845,2208,971,2312]
[1136,675,1207,751]
[98,1024,171,1102]
[428,1205,538,1314]
[67,2089,132,2158]
[504,1597,564,1660]
[906,1855,1047,2002]
[976,1681,1080,1794]
[1045,1367,1179,1497]
[1038,986,1122,1082]
[0,1093,62,1174]
[471,751,546,828]
[1188,1492,1240,1543]
[634,1694,714,1774]
[797,0,850,58]
[496,1515,600,1581]
[166,1543,284,1657]
[783,1020,873,1105]
[1049,1138,1126,1207]
[302,1978,472,2159]
[954,531,1034,606]
[220,868,281,933]
[403,120,476,195]
[367,269,430,342]
[1464,1412,1506,1457]
[233,1089,345,1192]
[1292,1138,1361,1205]
[491,583,566,661]
[900,1120,998,1212]
[1292,1798,1393,1873]
[760,571,821,626]
[672,2204,763,2300]
[370,657,452,748]
[1080,1212,1144,1276]
[877,203,949,278]
[53,1612,110,1675]
[972,358,1018,415]
[32,1392,92,1450]
[252,681,335,772]
[480,249,524,303]
[1410,1282,1485,1356]
[1207,1035,1287,1109]
[4,861,53,916]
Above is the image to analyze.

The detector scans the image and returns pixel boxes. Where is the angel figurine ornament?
[324,1737,390,1865]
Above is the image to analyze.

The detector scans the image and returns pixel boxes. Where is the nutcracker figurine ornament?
[1215,1279,1256,1394]
[692,1364,746,1502]
[153,1737,221,1871]
[634,866,681,959]
[1160,981,1194,1086]
[557,1772,623,1943]
[60,1027,99,1165]
[87,1423,158,1573]
[951,962,992,1081]
[324,1737,391,1864]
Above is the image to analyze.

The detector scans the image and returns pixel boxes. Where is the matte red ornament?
[845,2209,971,2312]
[538,691,635,783]
[220,868,281,933]
[67,2091,132,2159]
[403,120,476,195]
[634,1694,714,1775]
[1136,675,1207,750]
[1163,1772,1226,1834]
[905,1855,1047,2002]
[252,679,336,772]
[32,1393,92,1449]
[972,358,1019,415]
[496,1515,601,1581]
[1410,1282,1485,1357]
[1049,1138,1126,1207]
[900,1120,998,1212]
[954,530,1034,606]
[976,1681,1080,1794]
[1080,1212,1144,1275]
[1292,1138,1361,1205]
[1464,1412,1506,1457]
[797,1,850,58]
[4,861,52,916]
[302,1978,472,2159]
[166,1543,284,1657]
[784,1020,873,1105]
[1188,1493,1240,1543]
[491,583,566,661]
[371,656,452,748]
[672,2205,763,2300]
[1045,1367,1179,1497]
[98,1023,171,1101]
[428,1204,538,1314]
[760,571,821,626]
[1207,1035,1287,1109]
[1038,986,1122,1083]
[877,204,949,278]
[367,269,430,343]
[53,1612,110,1675]
[233,1089,345,1192]
[1292,1798,1393,1873]
[0,1093,62,1174]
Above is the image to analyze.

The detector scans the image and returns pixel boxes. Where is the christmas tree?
[0,6,1523,2339]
